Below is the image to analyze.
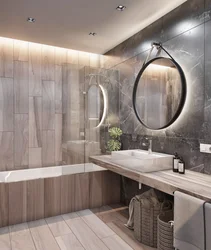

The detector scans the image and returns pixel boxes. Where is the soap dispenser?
[178,157,185,174]
[173,153,179,172]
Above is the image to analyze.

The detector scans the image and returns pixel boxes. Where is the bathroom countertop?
[90,155,211,202]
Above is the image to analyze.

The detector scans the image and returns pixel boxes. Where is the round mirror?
[87,76,107,128]
[133,57,186,130]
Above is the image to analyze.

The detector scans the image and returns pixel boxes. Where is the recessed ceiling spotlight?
[116,5,126,11]
[89,32,97,36]
[27,17,36,23]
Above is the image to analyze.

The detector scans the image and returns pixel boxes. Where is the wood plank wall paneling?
[0,78,13,131]
[0,38,13,78]
[0,132,14,171]
[29,43,42,97]
[42,130,55,167]
[0,37,104,170]
[0,171,121,228]
[14,114,29,169]
[14,61,29,114]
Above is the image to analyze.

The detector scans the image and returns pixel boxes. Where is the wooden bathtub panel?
[27,179,44,221]
[89,172,103,208]
[9,181,27,225]
[61,175,75,214]
[0,183,9,227]
[75,173,90,211]
[44,177,61,217]
[102,171,121,205]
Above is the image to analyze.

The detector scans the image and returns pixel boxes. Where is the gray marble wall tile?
[14,40,29,62]
[204,20,211,141]
[42,130,55,167]
[0,78,13,131]
[14,114,29,169]
[29,148,42,168]
[29,97,42,147]
[0,132,14,171]
[55,114,62,165]
[42,81,55,130]
[162,0,205,41]
[14,61,29,114]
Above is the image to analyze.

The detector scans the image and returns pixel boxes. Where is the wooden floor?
[0,204,156,250]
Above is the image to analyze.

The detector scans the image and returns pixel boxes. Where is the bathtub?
[0,163,105,183]
[0,162,121,228]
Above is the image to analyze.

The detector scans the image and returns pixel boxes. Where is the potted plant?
[107,127,123,152]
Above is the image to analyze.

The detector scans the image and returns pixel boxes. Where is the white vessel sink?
[111,150,173,173]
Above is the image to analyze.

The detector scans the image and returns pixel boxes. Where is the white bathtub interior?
[0,163,106,183]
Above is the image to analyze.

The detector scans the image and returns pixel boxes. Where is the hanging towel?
[174,191,205,250]
[205,203,211,249]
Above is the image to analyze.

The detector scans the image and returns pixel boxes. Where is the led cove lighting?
[27,17,35,23]
[116,5,126,11]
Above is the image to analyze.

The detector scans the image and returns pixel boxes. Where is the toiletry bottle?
[178,157,185,174]
[173,153,179,172]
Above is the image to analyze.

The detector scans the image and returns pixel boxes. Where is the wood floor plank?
[0,227,11,250]
[0,132,14,171]
[28,219,60,250]
[10,223,36,250]
[78,210,115,239]
[102,234,133,250]
[29,42,42,96]
[56,233,84,250]
[14,61,29,114]
[46,215,71,237]
[107,220,154,250]
[63,213,109,250]
[0,78,13,131]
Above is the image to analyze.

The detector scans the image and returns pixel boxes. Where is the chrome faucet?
[142,137,152,154]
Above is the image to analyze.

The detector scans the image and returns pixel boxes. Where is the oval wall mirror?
[87,75,107,128]
[133,57,186,130]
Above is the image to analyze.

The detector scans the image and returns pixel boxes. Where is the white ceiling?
[0,0,187,54]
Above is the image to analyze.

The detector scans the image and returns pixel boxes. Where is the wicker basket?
[157,210,174,250]
[134,199,172,248]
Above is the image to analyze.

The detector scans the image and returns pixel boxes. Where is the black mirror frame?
[132,56,187,130]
